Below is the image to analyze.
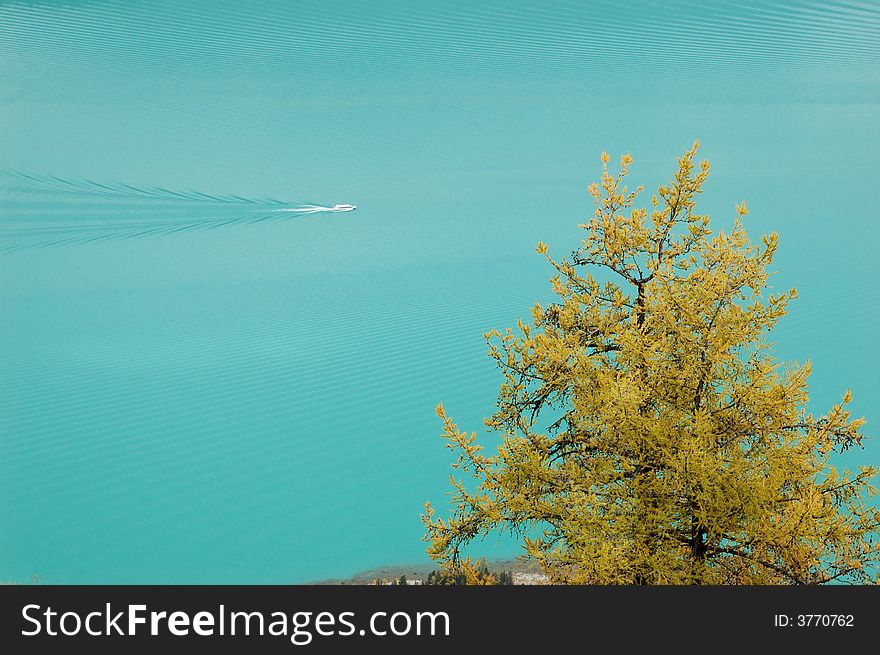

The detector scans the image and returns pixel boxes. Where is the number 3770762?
[773,614,854,627]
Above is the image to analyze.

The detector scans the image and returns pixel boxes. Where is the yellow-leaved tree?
[422,142,879,584]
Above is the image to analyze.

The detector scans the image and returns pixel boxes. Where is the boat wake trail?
[0,172,355,252]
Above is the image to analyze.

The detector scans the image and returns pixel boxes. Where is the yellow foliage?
[421,144,879,585]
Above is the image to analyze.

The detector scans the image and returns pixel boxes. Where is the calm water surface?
[1,1,878,582]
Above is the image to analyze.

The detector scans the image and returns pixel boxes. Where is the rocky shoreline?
[311,559,548,585]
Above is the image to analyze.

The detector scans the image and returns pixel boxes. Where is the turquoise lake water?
[1,1,878,583]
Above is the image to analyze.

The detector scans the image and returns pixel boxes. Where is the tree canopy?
[422,142,879,584]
